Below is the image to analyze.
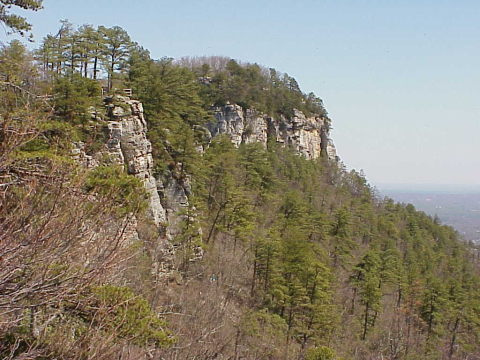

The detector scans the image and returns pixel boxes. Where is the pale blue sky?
[3,0,480,186]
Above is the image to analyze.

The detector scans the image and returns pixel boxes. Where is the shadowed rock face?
[208,104,337,161]
[102,96,177,279]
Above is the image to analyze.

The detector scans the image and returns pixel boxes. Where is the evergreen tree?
[351,249,382,340]
[0,0,43,39]
[52,72,100,123]
[330,207,356,267]
[99,25,131,91]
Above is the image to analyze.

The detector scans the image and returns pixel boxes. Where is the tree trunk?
[251,250,257,297]
[351,287,357,313]
[206,202,226,244]
[109,55,115,91]
[449,318,460,359]
[362,301,369,340]
[93,56,98,79]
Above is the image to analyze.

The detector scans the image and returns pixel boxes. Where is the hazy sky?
[3,0,480,186]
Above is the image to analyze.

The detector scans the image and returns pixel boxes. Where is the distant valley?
[378,184,480,243]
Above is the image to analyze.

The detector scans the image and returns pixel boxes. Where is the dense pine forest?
[1,9,480,360]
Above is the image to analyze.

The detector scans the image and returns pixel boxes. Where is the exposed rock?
[102,97,197,240]
[71,142,100,168]
[244,109,269,145]
[72,96,205,280]
[101,96,177,280]
[103,95,167,226]
[73,97,336,282]
[192,125,212,153]
[211,104,245,147]
[208,104,337,161]
[161,170,191,239]
[326,139,337,161]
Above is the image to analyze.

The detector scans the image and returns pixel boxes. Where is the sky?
[2,0,480,187]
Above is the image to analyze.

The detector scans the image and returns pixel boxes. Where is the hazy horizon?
[374,182,480,195]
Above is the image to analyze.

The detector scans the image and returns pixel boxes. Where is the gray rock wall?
[101,96,196,244]
[208,104,337,161]
[76,98,337,239]
[104,96,167,226]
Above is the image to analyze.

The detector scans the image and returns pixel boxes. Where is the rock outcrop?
[102,96,179,279]
[78,99,337,236]
[161,172,191,238]
[73,97,337,280]
[208,104,337,161]
[103,96,167,227]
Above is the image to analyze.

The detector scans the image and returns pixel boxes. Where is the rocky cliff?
[208,104,337,161]
[103,96,167,227]
[73,97,338,276]
[74,98,338,237]
[73,96,180,278]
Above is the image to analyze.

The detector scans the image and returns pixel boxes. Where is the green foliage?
[188,125,480,357]
[99,25,132,90]
[193,58,328,118]
[92,285,174,347]
[351,249,382,339]
[127,55,207,175]
[0,40,28,83]
[84,166,148,214]
[237,309,289,359]
[306,346,337,360]
[52,72,101,122]
[238,142,277,202]
[36,22,132,90]
[330,207,357,267]
[4,22,480,359]
[0,0,43,39]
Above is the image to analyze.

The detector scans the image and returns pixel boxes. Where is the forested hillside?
[1,18,480,360]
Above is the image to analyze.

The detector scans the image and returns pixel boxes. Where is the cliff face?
[208,104,337,161]
[73,98,338,274]
[103,96,167,227]
[75,99,338,238]
[73,96,179,278]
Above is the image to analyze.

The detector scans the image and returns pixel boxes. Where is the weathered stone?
[162,171,191,240]
[101,96,167,226]
[208,105,337,161]
[73,96,196,281]
[71,142,100,168]
[192,125,212,153]
[111,106,125,117]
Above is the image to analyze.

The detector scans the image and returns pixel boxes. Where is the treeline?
[1,20,480,360]
[35,21,132,90]
[178,55,328,118]
[1,21,329,158]
[37,21,329,119]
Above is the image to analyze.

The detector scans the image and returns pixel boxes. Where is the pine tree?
[351,249,382,340]
[330,207,356,267]
[99,25,131,91]
[0,0,43,39]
